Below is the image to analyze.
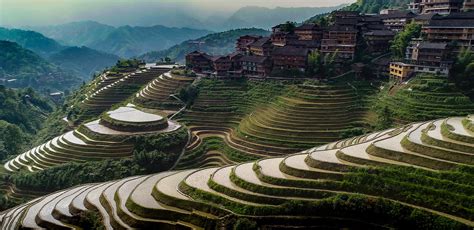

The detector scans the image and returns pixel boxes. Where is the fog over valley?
[1,0,354,29]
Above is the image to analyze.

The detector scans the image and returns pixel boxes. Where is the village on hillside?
[185,0,474,81]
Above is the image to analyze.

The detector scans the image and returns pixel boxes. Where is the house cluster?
[389,0,474,81]
[186,0,473,79]
[186,11,400,77]
[408,0,474,14]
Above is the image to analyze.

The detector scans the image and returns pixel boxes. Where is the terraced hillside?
[377,74,474,123]
[234,82,375,154]
[70,66,173,125]
[134,72,195,110]
[176,79,287,168]
[1,114,473,229]
[4,106,180,173]
[176,80,376,168]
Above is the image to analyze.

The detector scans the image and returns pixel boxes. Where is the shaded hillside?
[49,46,119,79]
[343,0,410,13]
[139,28,270,63]
[0,41,81,91]
[0,87,54,160]
[0,27,63,56]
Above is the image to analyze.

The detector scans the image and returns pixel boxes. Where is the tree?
[280,21,296,33]
[134,150,170,173]
[0,121,25,159]
[390,22,421,59]
[178,85,199,106]
[451,47,474,93]
[306,50,337,77]
[453,48,474,80]
[324,50,338,76]
[307,51,322,77]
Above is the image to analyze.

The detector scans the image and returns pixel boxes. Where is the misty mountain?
[29,22,212,58]
[0,41,81,91]
[0,27,63,57]
[221,5,348,30]
[28,21,115,47]
[0,27,120,81]
[139,28,270,63]
[91,25,212,58]
[49,46,119,79]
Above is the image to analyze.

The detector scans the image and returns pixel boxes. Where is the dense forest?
[344,0,411,13]
[0,86,54,160]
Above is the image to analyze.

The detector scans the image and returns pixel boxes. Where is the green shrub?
[76,211,105,230]
[233,218,258,230]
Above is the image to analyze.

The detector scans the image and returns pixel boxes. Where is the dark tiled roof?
[238,35,261,40]
[326,25,358,32]
[187,51,212,60]
[360,15,382,22]
[428,12,474,27]
[240,55,268,63]
[188,50,202,55]
[211,56,227,62]
[284,33,299,39]
[286,39,321,48]
[364,30,396,36]
[441,11,474,19]
[335,18,359,25]
[273,46,309,57]
[250,37,271,47]
[417,42,447,50]
[381,11,416,19]
[365,24,389,30]
[296,23,321,31]
[228,52,243,59]
[415,13,438,21]
[428,18,474,27]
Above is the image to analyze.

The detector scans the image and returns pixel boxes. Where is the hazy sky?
[0,0,355,27]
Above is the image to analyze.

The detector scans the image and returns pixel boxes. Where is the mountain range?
[28,22,212,58]
[0,40,81,91]
[0,27,119,80]
[23,4,347,57]
[0,27,63,56]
